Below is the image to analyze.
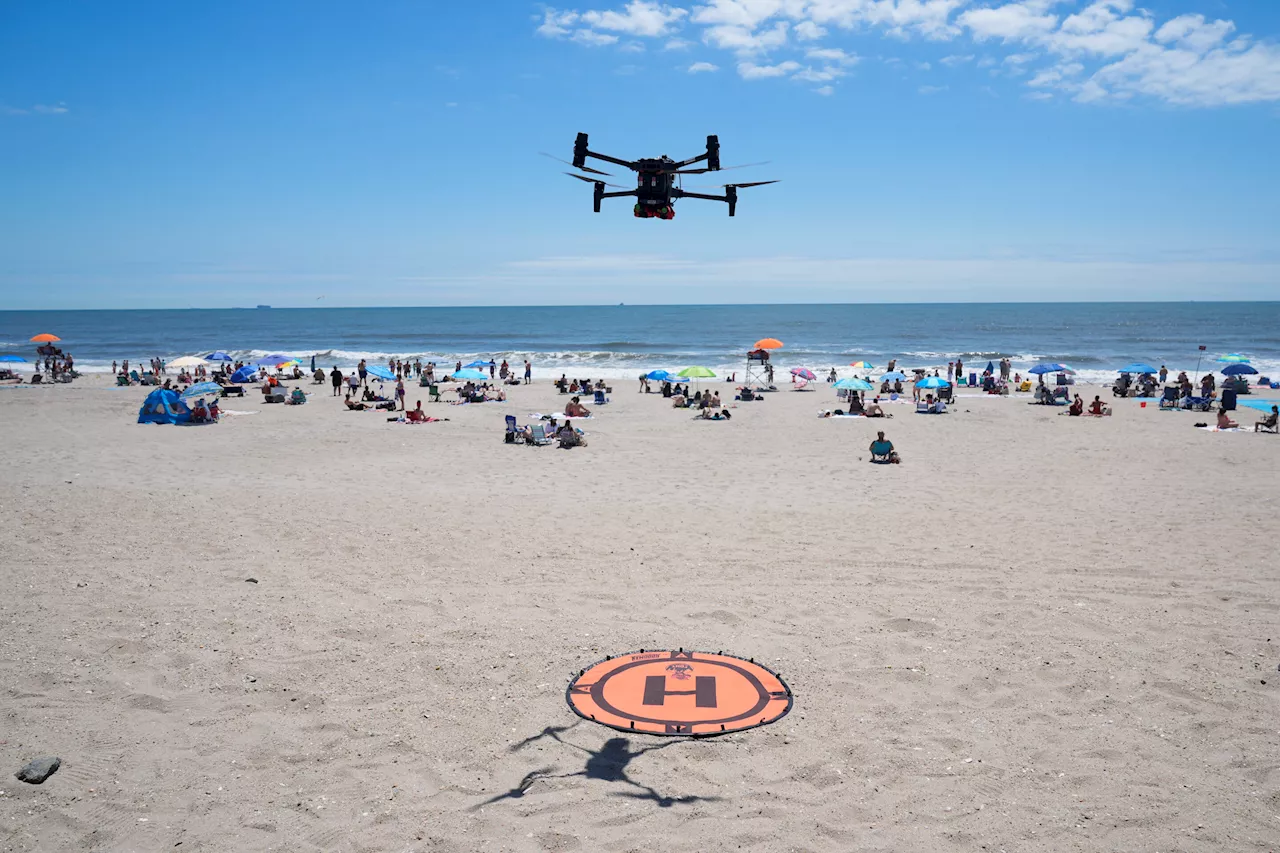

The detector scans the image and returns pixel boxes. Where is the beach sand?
[1,375,1277,851]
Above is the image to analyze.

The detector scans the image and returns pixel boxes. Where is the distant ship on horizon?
[256,304,272,309]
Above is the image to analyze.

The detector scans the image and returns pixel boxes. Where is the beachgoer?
[396,378,406,410]
[1255,405,1278,432]
[347,372,360,396]
[869,431,900,463]
[208,399,219,421]
[1069,394,1084,416]
[565,396,591,418]
[1088,396,1108,415]
[524,360,531,384]
[1158,365,1168,384]
[1217,410,1239,430]
[407,401,426,422]
[358,359,368,387]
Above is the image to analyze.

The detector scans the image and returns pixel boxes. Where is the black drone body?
[548,133,776,219]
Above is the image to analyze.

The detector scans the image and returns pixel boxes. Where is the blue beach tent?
[137,388,192,425]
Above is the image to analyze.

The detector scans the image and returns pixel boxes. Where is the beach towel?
[1196,425,1241,432]
[528,412,593,421]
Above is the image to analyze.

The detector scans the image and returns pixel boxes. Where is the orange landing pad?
[566,649,793,737]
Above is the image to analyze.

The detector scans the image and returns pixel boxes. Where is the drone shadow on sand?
[473,721,722,809]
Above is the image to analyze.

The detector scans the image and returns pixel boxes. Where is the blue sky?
[1,0,1278,308]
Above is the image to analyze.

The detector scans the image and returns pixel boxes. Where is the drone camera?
[573,132,589,169]
[706,134,720,171]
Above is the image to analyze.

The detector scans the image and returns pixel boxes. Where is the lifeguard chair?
[744,348,774,392]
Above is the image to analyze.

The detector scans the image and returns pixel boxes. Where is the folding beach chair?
[593,389,609,405]
[1158,386,1180,410]
[869,440,894,464]
[427,384,441,403]
[529,424,552,446]
[504,414,525,444]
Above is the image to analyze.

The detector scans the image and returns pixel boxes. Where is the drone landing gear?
[634,204,675,220]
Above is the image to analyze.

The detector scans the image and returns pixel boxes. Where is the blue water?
[2,303,1278,382]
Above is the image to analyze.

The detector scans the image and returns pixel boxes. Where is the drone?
[545,133,776,219]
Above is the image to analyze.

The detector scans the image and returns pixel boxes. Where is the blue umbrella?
[1029,363,1074,375]
[181,381,222,399]
[365,365,395,381]
[0,354,26,363]
[1118,363,1158,375]
[259,352,290,363]
[464,360,490,369]
[880,371,908,381]
[645,369,675,381]
[453,368,487,380]
[230,365,257,383]
[834,377,873,391]
[1222,363,1258,376]
[204,351,233,362]
[915,376,951,389]
[985,360,995,374]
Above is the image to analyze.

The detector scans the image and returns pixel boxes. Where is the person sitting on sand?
[207,399,220,421]
[565,396,591,418]
[869,431,900,463]
[345,398,369,411]
[406,401,426,422]
[1217,410,1239,430]
[1255,405,1278,432]
[1088,396,1109,416]
[557,419,587,447]
[191,399,209,422]
[671,393,687,408]
[865,397,888,418]
[1068,394,1084,416]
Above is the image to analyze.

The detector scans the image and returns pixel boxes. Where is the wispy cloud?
[4,102,69,116]
[533,1,1280,107]
[687,61,719,73]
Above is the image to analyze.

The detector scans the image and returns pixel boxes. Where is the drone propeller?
[563,172,628,189]
[540,152,612,176]
[685,180,780,189]
[671,160,770,175]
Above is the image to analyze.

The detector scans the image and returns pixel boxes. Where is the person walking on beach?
[524,360,531,384]
[489,360,497,380]
[954,357,962,382]
[1159,365,1168,385]
[396,378,406,410]
[112,360,118,375]
[947,362,954,382]
[330,366,343,396]
[358,359,368,387]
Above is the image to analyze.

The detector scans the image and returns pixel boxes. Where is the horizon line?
[3,299,1280,313]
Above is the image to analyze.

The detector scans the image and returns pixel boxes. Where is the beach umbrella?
[985,361,995,374]
[204,351,233,362]
[29,333,60,343]
[645,369,676,381]
[834,377,873,391]
[790,367,816,381]
[848,361,874,370]
[915,376,951,389]
[169,356,208,369]
[1221,363,1258,376]
[1216,354,1250,363]
[310,355,316,372]
[180,381,222,399]
[453,368,487,380]
[1118,363,1158,375]
[678,366,716,378]
[366,365,395,380]
[230,365,258,383]
[753,338,784,350]
[880,371,908,381]
[0,355,26,363]
[1029,363,1074,375]
[259,352,289,362]
[276,360,300,369]
[464,360,491,368]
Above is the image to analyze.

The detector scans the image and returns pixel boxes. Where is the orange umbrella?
[30,333,61,343]
[753,338,784,350]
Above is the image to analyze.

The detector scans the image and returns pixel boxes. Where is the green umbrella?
[678,366,716,378]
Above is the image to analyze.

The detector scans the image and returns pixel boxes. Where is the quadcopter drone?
[545,133,776,219]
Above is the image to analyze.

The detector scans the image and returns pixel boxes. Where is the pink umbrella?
[790,367,816,381]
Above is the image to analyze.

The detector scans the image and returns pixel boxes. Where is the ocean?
[2,303,1278,384]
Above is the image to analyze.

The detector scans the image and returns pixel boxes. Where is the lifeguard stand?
[744,349,774,392]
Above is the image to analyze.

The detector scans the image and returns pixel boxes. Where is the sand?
[1,375,1277,852]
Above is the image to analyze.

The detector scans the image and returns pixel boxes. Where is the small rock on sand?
[16,757,61,784]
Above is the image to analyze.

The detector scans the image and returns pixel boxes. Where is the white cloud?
[1025,90,1054,99]
[571,29,620,45]
[535,0,1280,108]
[805,47,858,65]
[917,61,932,70]
[794,20,827,40]
[737,59,802,79]
[703,20,790,53]
[4,102,68,116]
[918,84,948,94]
[813,84,835,95]
[580,1,689,36]
[792,64,847,82]
[688,60,721,72]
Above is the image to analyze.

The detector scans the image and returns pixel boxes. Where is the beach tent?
[231,365,258,383]
[137,388,192,425]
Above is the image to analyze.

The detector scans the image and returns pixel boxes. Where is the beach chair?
[287,388,307,405]
[869,440,894,464]
[427,384,441,403]
[593,389,609,405]
[115,374,130,386]
[1158,386,1180,409]
[504,414,526,444]
[915,401,931,414]
[529,424,552,446]
[30,373,43,384]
